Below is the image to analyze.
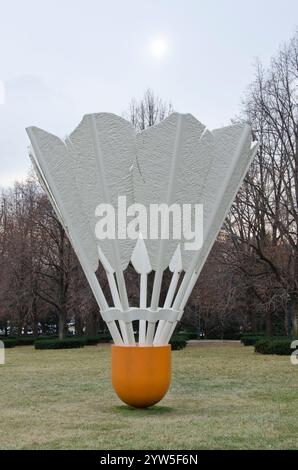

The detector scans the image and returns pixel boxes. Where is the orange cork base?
[111,344,171,408]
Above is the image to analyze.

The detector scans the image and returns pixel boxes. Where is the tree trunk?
[32,297,39,337]
[33,318,39,338]
[291,296,298,338]
[220,315,224,340]
[85,310,99,336]
[247,286,257,331]
[17,320,22,336]
[75,315,84,336]
[265,312,272,337]
[58,308,67,340]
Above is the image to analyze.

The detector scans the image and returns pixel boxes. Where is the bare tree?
[225,31,298,335]
[125,88,173,132]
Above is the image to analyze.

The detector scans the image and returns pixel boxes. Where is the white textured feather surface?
[69,113,136,270]
[169,245,182,273]
[190,124,252,274]
[134,113,206,271]
[27,127,99,272]
[135,115,253,272]
[29,147,64,227]
[131,236,152,274]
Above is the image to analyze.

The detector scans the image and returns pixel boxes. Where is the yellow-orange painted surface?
[111,344,171,408]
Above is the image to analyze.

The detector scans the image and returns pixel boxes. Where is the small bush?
[35,336,58,341]
[35,338,85,350]
[255,339,292,355]
[170,336,187,350]
[241,335,264,346]
[242,335,290,346]
[0,338,18,348]
[85,334,112,345]
[178,331,198,341]
[84,336,100,345]
[0,336,36,347]
[96,333,112,343]
[16,337,36,346]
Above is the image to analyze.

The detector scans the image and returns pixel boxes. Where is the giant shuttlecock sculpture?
[26,112,258,408]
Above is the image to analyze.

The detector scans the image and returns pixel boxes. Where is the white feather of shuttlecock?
[26,112,258,346]
[27,114,137,345]
[130,236,152,344]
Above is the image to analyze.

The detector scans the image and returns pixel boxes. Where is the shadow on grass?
[113,405,175,415]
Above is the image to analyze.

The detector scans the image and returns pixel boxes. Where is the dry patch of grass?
[0,343,297,449]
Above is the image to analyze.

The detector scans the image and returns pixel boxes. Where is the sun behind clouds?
[149,37,169,59]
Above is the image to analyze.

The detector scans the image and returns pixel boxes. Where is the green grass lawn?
[0,343,297,450]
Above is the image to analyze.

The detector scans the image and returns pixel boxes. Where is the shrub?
[170,336,187,350]
[35,336,58,341]
[15,337,36,346]
[35,338,85,350]
[242,335,290,346]
[255,339,292,355]
[178,331,198,341]
[0,338,18,348]
[241,335,264,346]
[85,334,112,345]
[96,333,112,343]
[0,336,36,347]
[83,336,99,345]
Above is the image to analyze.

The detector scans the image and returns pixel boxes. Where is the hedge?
[35,336,59,342]
[255,338,292,355]
[0,338,18,348]
[242,335,291,347]
[170,336,187,350]
[85,334,112,345]
[35,338,85,350]
[241,335,264,346]
[15,337,36,346]
[1,336,57,347]
[0,333,112,348]
[178,331,198,341]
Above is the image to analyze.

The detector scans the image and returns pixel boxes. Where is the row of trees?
[0,31,297,338]
[0,181,102,338]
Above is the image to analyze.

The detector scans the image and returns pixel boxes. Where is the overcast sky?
[0,0,297,187]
